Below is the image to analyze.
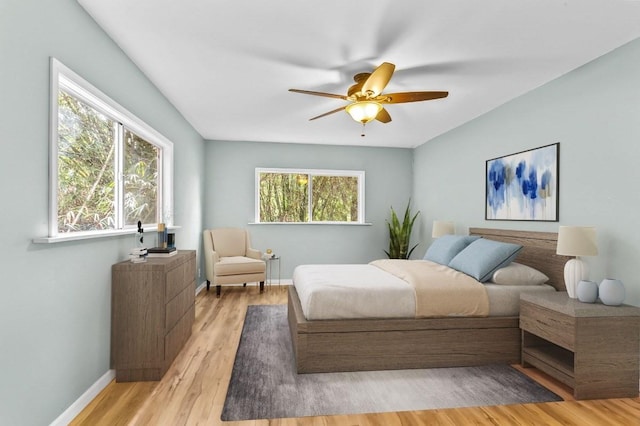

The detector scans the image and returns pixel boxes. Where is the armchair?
[203,228,266,297]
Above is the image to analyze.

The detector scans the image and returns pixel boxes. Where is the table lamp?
[556,226,598,298]
[432,221,455,238]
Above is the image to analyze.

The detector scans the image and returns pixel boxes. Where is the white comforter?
[292,262,555,320]
[292,264,416,320]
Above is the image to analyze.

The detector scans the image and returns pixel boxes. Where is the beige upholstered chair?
[203,228,266,297]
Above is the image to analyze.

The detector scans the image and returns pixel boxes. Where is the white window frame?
[40,58,174,242]
[255,167,366,224]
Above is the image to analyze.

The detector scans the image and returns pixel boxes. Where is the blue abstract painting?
[486,143,559,221]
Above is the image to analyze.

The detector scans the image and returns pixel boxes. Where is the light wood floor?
[72,285,640,426]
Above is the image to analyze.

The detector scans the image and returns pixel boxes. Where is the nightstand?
[520,291,640,400]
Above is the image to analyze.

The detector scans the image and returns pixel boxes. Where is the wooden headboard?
[469,228,571,292]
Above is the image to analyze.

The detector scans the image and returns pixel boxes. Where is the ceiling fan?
[289,62,449,129]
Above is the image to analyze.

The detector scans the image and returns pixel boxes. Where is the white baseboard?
[268,278,293,286]
[50,369,115,426]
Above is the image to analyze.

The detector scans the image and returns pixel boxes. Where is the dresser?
[520,291,640,399]
[111,250,196,382]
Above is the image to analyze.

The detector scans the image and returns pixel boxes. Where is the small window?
[255,168,365,223]
[49,58,173,238]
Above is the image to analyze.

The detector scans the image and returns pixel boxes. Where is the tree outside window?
[57,91,160,233]
[49,58,172,239]
[256,168,364,223]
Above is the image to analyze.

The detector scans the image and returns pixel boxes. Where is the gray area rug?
[221,305,561,421]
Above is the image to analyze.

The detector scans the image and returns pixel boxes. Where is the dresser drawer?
[184,255,196,286]
[165,305,194,364]
[166,282,195,330]
[166,262,187,302]
[520,301,575,351]
[165,253,196,302]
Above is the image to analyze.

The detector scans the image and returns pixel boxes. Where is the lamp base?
[564,258,589,298]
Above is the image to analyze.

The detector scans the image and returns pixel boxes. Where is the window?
[48,58,173,239]
[255,168,365,223]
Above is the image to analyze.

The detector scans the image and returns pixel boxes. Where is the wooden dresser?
[111,250,196,382]
[520,291,640,400]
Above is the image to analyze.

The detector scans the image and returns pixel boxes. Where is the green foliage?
[311,175,358,222]
[57,90,158,233]
[384,199,420,259]
[260,173,309,222]
[259,172,358,222]
[123,129,158,225]
[58,90,116,232]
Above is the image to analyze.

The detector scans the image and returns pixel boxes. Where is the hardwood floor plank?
[72,285,640,425]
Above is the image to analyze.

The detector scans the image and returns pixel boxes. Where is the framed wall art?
[486,143,559,221]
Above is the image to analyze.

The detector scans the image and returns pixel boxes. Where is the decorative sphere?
[599,279,625,306]
[577,280,598,303]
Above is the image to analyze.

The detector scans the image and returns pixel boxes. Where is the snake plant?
[384,199,420,259]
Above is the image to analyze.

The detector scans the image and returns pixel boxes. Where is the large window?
[255,168,365,223]
[48,58,173,239]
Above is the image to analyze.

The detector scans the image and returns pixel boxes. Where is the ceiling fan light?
[346,101,382,124]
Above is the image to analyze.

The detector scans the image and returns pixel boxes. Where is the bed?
[288,228,572,373]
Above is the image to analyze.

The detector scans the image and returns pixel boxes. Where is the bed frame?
[287,228,571,373]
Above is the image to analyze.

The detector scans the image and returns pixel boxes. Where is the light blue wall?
[413,38,640,308]
[204,141,413,278]
[3,0,638,422]
[0,1,205,425]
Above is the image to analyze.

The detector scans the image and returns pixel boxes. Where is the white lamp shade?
[556,226,598,256]
[432,221,455,238]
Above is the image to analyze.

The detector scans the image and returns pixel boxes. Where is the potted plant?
[384,199,420,259]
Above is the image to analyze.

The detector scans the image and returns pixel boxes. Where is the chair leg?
[260,281,264,293]
[216,285,221,298]
[243,283,247,287]
[206,280,210,291]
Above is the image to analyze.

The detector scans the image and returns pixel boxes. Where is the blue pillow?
[423,235,480,265]
[448,238,523,282]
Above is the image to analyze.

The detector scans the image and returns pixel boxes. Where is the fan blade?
[309,106,346,121]
[361,62,395,97]
[289,89,349,101]
[376,108,392,123]
[381,91,449,104]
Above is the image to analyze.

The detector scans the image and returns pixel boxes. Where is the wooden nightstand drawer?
[520,301,575,351]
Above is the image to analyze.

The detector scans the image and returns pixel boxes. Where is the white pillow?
[490,262,549,286]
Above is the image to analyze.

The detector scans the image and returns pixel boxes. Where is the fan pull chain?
[361,123,366,137]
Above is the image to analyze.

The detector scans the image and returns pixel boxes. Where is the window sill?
[248,222,372,226]
[33,226,181,244]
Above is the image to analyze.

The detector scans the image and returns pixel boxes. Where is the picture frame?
[486,143,559,221]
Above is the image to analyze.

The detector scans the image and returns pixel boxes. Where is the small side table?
[264,255,281,287]
[520,291,640,400]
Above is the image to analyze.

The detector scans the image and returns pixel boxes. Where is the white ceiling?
[78,0,640,148]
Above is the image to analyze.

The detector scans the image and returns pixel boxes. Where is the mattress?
[293,263,555,320]
[484,283,555,316]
